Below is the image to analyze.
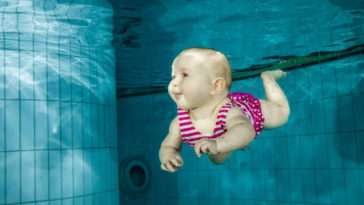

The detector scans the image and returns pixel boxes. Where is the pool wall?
[117,55,364,205]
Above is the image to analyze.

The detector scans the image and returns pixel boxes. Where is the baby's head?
[169,47,232,109]
[173,47,232,91]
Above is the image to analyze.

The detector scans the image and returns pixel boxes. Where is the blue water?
[0,0,118,204]
[115,0,364,205]
[0,0,363,205]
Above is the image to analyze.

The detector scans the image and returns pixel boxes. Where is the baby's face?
[168,53,214,110]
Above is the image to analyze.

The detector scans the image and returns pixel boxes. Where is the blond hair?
[178,47,232,90]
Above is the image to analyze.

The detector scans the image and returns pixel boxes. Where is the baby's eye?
[182,73,188,77]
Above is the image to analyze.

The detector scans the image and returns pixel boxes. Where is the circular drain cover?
[119,155,151,198]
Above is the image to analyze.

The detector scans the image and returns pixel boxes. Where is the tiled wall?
[0,1,119,204]
[117,55,364,205]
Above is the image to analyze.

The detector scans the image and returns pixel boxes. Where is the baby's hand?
[161,153,184,173]
[194,138,218,157]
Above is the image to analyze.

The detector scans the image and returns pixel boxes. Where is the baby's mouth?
[174,92,182,99]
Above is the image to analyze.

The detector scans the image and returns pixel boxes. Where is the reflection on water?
[0,0,118,204]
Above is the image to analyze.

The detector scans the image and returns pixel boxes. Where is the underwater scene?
[0,0,364,205]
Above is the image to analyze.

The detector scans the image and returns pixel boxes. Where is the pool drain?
[119,155,151,198]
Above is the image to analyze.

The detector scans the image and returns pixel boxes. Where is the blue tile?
[62,150,73,198]
[35,101,47,149]
[34,58,46,100]
[59,56,71,101]
[351,61,364,94]
[353,93,364,130]
[345,169,362,205]
[276,169,290,201]
[220,170,232,199]
[73,149,84,196]
[6,100,19,151]
[84,196,92,205]
[21,101,34,150]
[253,170,265,200]
[241,170,253,199]
[19,54,34,99]
[232,199,252,205]
[239,148,252,169]
[326,134,343,168]
[315,169,332,204]
[82,103,92,148]
[5,59,20,100]
[289,169,303,202]
[302,169,317,203]
[164,172,178,198]
[49,150,61,200]
[265,169,277,201]
[72,103,82,148]
[198,169,209,198]
[342,132,358,168]
[337,95,355,132]
[230,170,243,199]
[50,200,62,205]
[321,65,337,98]
[300,135,315,169]
[208,171,220,199]
[62,198,73,205]
[71,64,82,102]
[48,102,60,149]
[308,67,323,101]
[358,131,364,169]
[81,67,91,104]
[0,101,4,151]
[73,197,83,205]
[47,60,60,101]
[313,135,329,169]
[274,138,288,169]
[295,69,310,102]
[286,136,302,169]
[0,56,3,99]
[60,102,72,148]
[251,140,264,169]
[35,150,48,201]
[90,104,99,148]
[0,153,4,204]
[98,104,105,147]
[263,139,275,169]
[323,98,340,133]
[336,65,352,96]
[282,70,298,102]
[6,152,20,204]
[360,170,364,204]
[297,102,312,135]
[84,153,94,194]
[21,151,34,203]
[330,169,347,205]
[285,103,298,136]
[310,100,325,134]
[99,149,107,192]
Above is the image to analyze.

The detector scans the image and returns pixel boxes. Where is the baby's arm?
[214,106,256,153]
[159,116,184,172]
[194,106,255,164]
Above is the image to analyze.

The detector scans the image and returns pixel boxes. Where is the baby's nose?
[172,80,178,87]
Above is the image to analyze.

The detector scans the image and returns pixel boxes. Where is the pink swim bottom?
[227,92,265,137]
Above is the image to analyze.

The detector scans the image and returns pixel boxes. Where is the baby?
[159,48,290,172]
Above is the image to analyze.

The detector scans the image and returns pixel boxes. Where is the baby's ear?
[211,77,226,95]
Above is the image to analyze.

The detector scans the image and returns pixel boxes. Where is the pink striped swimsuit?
[178,92,264,148]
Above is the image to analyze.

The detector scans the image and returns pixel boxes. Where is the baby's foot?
[261,70,287,81]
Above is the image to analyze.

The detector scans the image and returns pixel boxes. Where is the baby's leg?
[207,152,232,165]
[259,70,290,129]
